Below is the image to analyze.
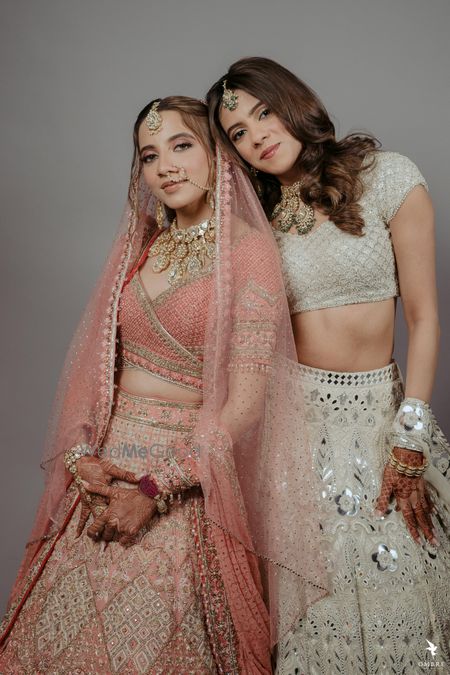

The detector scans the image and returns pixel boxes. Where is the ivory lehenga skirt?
[277,361,450,675]
[0,387,240,674]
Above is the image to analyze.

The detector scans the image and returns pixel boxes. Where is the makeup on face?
[138,110,211,210]
[219,89,302,181]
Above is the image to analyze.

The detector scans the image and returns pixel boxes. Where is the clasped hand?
[82,480,157,547]
[75,457,156,546]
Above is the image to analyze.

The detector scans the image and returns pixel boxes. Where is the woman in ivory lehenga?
[0,96,327,673]
[207,58,450,674]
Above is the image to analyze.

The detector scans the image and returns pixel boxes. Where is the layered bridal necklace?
[271,180,316,235]
[149,216,216,286]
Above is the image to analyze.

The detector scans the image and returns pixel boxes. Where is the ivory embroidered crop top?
[273,151,428,314]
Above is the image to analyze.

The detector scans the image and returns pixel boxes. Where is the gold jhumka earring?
[156,201,165,229]
[207,188,215,210]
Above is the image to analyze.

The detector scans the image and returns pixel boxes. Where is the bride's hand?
[374,447,437,546]
[74,457,139,537]
[82,481,158,547]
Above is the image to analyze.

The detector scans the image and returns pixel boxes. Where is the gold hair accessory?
[272,180,316,235]
[149,216,216,285]
[222,80,239,112]
[145,100,163,134]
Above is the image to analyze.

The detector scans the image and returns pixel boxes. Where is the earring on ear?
[207,188,215,210]
[249,166,259,176]
[156,200,165,229]
[206,163,216,210]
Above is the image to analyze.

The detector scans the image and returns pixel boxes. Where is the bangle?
[64,443,93,502]
[138,475,170,514]
[388,449,428,477]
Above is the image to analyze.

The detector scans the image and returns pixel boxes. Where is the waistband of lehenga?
[111,385,202,432]
[295,359,402,387]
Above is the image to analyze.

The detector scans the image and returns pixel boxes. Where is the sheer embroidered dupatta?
[1,148,328,661]
[192,150,328,658]
[0,187,153,640]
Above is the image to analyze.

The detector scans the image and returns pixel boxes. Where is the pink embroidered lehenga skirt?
[0,386,240,674]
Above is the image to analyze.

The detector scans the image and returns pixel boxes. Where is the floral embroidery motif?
[432,451,450,478]
[229,280,281,372]
[277,361,450,675]
[0,394,240,673]
[371,544,399,572]
[335,488,360,516]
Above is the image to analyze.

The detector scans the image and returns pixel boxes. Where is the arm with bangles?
[81,230,283,545]
[70,420,202,545]
[375,181,440,546]
[63,224,163,539]
[64,445,140,537]
[79,387,269,549]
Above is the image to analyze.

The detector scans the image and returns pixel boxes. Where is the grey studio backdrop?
[1,0,449,614]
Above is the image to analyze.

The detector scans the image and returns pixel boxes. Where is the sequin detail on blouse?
[274,151,428,314]
[116,272,210,392]
[116,231,280,391]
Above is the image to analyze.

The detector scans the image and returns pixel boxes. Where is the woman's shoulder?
[360,149,429,222]
[361,149,427,189]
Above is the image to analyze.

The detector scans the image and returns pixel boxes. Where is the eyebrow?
[139,132,196,155]
[225,101,263,138]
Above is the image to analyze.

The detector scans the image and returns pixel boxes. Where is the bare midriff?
[291,297,396,372]
[117,368,203,403]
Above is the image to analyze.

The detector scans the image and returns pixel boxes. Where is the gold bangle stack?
[64,443,93,502]
[388,450,428,477]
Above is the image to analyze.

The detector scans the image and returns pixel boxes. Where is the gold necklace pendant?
[149,216,216,285]
[272,180,316,235]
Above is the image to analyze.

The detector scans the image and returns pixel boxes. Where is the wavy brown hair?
[207,57,381,236]
[128,96,214,205]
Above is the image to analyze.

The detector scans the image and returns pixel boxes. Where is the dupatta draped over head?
[2,144,328,657]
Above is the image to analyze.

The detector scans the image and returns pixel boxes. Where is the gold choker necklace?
[272,181,316,235]
[149,216,216,285]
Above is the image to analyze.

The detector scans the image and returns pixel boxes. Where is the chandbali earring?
[156,200,165,229]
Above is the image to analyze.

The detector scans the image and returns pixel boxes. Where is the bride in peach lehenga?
[0,96,327,674]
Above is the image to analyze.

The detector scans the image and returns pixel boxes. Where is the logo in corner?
[425,640,438,658]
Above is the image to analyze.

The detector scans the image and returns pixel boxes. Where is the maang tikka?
[145,100,163,134]
[222,80,239,112]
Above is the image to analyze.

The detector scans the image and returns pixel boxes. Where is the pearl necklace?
[149,216,216,286]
